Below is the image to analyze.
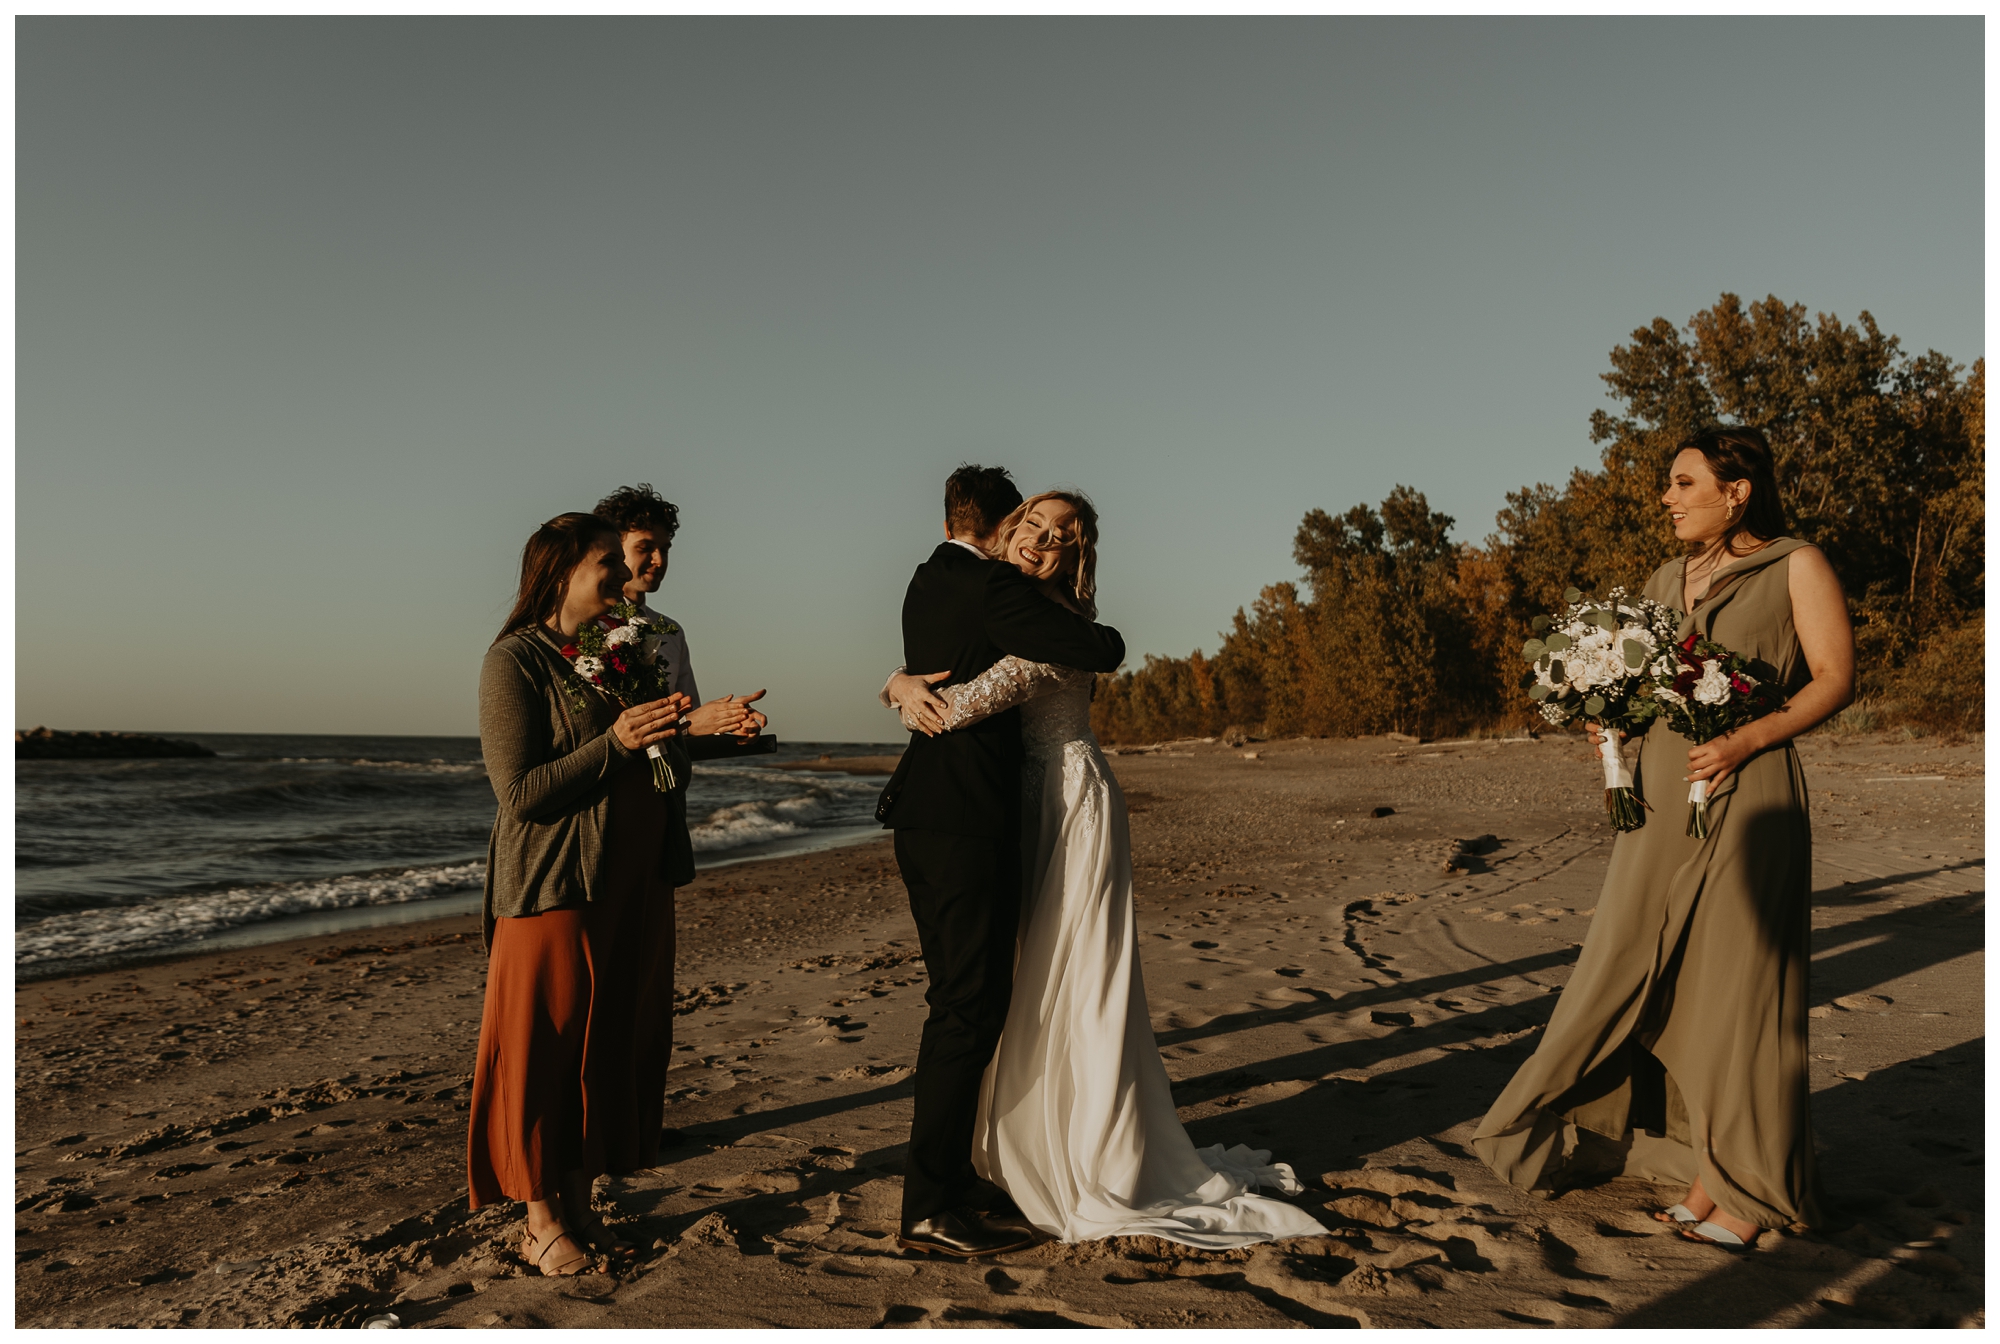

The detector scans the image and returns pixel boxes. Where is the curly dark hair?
[594,483,681,541]
[944,464,1022,540]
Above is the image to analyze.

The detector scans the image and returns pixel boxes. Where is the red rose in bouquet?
[559,602,685,792]
[1650,633,1786,838]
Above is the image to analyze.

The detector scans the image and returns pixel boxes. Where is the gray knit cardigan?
[478,627,695,946]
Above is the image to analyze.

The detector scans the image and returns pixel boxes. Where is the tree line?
[1091,293,1984,744]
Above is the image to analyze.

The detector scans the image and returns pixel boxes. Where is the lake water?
[15,733,897,980]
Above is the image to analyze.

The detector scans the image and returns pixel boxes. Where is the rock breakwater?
[15,727,217,760]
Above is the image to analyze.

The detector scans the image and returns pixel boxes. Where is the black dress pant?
[893,827,1022,1221]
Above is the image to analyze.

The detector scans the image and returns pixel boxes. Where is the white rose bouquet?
[1520,586,1683,832]
[558,601,684,791]
[1649,632,1785,838]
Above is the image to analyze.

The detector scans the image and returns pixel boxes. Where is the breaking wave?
[15,862,488,972]
[16,735,896,974]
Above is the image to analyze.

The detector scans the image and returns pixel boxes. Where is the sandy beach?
[15,731,1982,1328]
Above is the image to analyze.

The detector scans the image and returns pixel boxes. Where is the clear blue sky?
[18,17,1983,741]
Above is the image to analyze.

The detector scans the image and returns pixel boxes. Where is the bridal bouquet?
[1520,586,1683,831]
[560,602,683,791]
[1649,633,1785,838]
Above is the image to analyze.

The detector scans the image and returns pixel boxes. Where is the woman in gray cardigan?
[466,511,756,1277]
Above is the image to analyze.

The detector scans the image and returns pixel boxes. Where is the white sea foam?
[15,862,488,969]
[351,759,485,774]
[16,761,893,973]
[273,757,485,774]
[690,795,826,850]
[686,772,880,852]
[697,764,883,792]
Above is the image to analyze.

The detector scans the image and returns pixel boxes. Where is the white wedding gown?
[934,656,1327,1249]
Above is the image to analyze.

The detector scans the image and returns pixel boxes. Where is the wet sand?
[15,731,1983,1328]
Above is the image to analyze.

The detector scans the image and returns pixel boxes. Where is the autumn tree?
[1091,294,1983,744]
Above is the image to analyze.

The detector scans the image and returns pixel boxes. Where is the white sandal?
[1683,1220,1750,1249]
[1653,1203,1700,1225]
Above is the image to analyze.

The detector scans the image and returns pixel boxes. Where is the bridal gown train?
[939,656,1327,1249]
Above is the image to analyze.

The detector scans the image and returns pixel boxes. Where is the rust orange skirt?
[467,769,676,1207]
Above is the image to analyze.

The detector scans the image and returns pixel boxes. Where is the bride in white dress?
[886,490,1325,1250]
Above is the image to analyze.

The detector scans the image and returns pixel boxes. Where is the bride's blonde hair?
[990,489,1099,619]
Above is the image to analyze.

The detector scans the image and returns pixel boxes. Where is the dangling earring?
[1724,501,1737,523]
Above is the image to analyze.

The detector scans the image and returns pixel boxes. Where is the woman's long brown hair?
[495,512,621,644]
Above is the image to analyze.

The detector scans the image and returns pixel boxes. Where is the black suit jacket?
[879,543,1125,837]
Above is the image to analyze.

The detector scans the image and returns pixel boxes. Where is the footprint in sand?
[819,1254,917,1279]
[878,1297,1131,1329]
[773,1191,845,1244]
[1257,988,1321,1004]
[824,1064,912,1083]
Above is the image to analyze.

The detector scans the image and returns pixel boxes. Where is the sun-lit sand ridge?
[14,732,1983,1328]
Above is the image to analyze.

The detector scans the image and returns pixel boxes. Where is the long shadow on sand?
[1154,947,1580,1053]
[1173,880,1984,1200]
[670,1075,918,1148]
[675,858,1982,1208]
[1805,887,1983,1007]
[1815,859,1982,903]
[1152,859,1979,1063]
[1606,1035,1985,1328]
[1176,993,1558,1167]
[657,860,1981,1318]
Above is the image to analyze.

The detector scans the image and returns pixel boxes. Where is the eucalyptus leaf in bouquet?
[1519,586,1684,831]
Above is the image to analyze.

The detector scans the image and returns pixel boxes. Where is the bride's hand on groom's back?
[613,694,692,752]
[890,671,951,737]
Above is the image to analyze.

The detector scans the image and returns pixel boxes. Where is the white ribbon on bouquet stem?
[1594,729,1634,790]
[643,659,679,790]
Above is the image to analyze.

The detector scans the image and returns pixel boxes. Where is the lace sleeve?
[939,656,1077,730]
[878,665,906,709]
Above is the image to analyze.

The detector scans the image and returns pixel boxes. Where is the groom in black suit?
[879,465,1126,1258]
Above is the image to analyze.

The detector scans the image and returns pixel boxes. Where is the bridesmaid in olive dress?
[1472,427,1856,1249]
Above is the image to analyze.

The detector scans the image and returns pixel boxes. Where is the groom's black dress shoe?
[962,1177,1027,1223]
[898,1206,1037,1259]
